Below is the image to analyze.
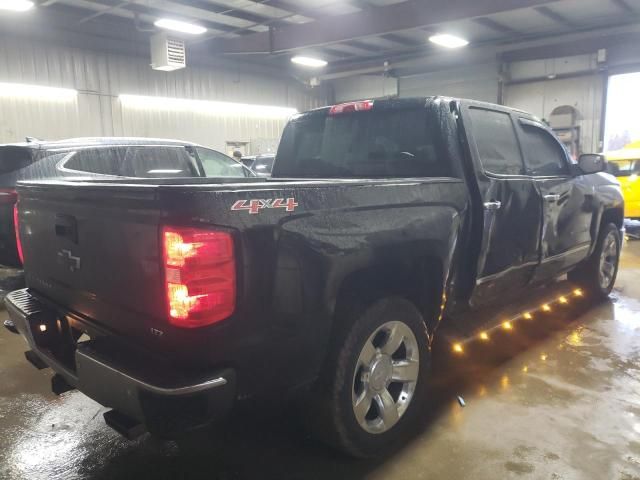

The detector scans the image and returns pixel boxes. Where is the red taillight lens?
[328,100,374,115]
[0,189,17,205]
[162,226,235,328]
[13,203,24,265]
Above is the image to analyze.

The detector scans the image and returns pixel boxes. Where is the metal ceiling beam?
[77,1,132,24]
[319,21,640,80]
[534,6,579,28]
[473,17,517,35]
[242,0,331,20]
[179,0,288,26]
[211,0,560,54]
[123,3,251,34]
[343,39,382,53]
[611,0,634,13]
[380,33,424,47]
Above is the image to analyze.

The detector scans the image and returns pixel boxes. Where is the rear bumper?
[5,288,236,437]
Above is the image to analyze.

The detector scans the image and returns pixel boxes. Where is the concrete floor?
[1,243,640,480]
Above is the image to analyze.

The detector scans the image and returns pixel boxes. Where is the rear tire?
[306,297,431,458]
[568,222,621,299]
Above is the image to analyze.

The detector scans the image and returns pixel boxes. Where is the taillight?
[328,100,374,115]
[162,226,235,328]
[13,203,24,265]
[0,188,17,205]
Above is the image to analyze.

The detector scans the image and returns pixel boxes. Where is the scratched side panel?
[157,178,469,393]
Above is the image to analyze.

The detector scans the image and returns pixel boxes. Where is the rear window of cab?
[274,106,456,179]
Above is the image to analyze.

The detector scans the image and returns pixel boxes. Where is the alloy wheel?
[351,321,419,434]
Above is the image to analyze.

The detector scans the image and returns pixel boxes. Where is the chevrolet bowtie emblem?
[57,249,81,272]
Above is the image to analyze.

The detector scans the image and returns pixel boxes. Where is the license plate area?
[28,311,80,372]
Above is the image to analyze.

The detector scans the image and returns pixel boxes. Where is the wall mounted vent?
[151,34,186,72]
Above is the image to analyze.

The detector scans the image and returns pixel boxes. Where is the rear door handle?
[544,194,561,202]
[483,201,501,211]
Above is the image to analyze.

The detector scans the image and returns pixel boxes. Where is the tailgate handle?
[55,214,78,243]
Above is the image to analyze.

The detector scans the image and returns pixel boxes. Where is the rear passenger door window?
[468,108,525,175]
[196,148,249,177]
[62,147,124,176]
[121,146,198,178]
[518,121,570,176]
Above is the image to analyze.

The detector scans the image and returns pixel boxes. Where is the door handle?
[483,201,501,211]
[544,194,561,202]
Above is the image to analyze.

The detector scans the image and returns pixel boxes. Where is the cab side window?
[62,147,124,176]
[519,122,570,176]
[468,107,525,176]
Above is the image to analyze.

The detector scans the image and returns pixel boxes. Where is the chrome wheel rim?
[351,321,419,434]
[598,231,618,290]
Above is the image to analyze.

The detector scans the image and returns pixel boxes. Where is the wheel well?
[332,257,443,336]
[601,208,623,230]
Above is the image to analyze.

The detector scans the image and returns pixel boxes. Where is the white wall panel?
[332,75,398,102]
[399,62,500,103]
[0,35,328,152]
[504,56,605,153]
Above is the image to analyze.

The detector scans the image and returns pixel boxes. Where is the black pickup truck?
[4,97,623,457]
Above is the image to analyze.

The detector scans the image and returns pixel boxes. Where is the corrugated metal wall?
[398,62,500,103]
[0,35,328,153]
[504,55,605,153]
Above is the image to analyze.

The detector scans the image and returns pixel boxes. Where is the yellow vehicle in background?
[605,148,640,219]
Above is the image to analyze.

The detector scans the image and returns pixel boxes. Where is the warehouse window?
[274,107,452,178]
[519,123,570,177]
[468,108,524,176]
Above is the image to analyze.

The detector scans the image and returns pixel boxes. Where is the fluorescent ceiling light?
[119,94,297,119]
[154,18,206,35]
[291,56,328,68]
[0,0,34,12]
[0,82,77,100]
[428,34,469,49]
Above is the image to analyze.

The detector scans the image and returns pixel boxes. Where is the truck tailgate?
[16,183,164,339]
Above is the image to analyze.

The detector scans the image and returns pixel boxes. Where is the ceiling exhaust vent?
[151,33,186,72]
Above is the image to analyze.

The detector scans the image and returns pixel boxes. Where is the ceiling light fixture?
[291,56,328,68]
[119,94,297,119]
[0,0,34,12]
[428,33,469,49]
[154,18,206,35]
[0,82,77,100]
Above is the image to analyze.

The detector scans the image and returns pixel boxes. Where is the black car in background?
[242,153,275,177]
[0,138,252,267]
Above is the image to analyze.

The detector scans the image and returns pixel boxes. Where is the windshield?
[273,107,454,178]
[606,159,640,177]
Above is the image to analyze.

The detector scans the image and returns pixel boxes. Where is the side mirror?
[578,154,605,175]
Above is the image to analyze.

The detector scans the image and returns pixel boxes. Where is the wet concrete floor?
[1,242,640,479]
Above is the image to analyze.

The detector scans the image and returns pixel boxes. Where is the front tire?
[308,297,431,458]
[568,222,621,298]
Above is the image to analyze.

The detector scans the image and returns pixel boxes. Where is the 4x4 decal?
[231,198,298,214]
